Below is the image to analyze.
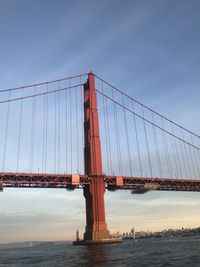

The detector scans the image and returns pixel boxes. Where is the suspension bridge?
[0,72,199,244]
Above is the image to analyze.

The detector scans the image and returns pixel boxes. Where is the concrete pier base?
[73,238,122,246]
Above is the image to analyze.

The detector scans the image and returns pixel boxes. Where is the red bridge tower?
[74,72,121,245]
[83,72,110,241]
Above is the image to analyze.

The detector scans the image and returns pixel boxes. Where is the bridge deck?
[1,172,200,192]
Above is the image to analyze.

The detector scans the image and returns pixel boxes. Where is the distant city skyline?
[0,0,200,243]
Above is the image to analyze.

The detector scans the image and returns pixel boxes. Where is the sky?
[0,0,200,243]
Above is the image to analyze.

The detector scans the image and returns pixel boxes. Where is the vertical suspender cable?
[44,83,48,173]
[151,112,163,178]
[105,90,112,175]
[142,106,153,178]
[170,133,179,178]
[33,86,36,173]
[190,134,200,178]
[69,79,72,173]
[161,130,170,177]
[112,89,122,175]
[2,90,11,172]
[132,102,143,177]
[179,139,188,178]
[42,86,46,173]
[76,86,79,172]
[110,90,119,175]
[80,76,84,174]
[188,141,196,179]
[16,88,24,172]
[172,125,182,178]
[29,86,36,173]
[57,81,60,173]
[54,89,57,173]
[161,119,172,178]
[122,95,132,176]
[187,132,197,179]
[181,129,192,179]
[101,81,110,174]
[198,142,200,173]
[65,82,68,173]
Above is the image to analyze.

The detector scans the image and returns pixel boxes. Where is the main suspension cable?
[0,83,84,105]
[95,74,200,140]
[0,73,88,94]
[95,89,200,151]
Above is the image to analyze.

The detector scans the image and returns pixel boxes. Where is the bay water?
[0,236,200,267]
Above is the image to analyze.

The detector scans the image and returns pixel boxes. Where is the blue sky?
[0,0,200,243]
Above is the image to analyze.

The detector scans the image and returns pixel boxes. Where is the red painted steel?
[72,174,80,185]
[83,72,110,240]
[1,71,200,241]
[1,172,200,192]
[116,176,123,186]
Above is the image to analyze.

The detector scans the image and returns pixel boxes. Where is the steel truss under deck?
[1,172,200,193]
